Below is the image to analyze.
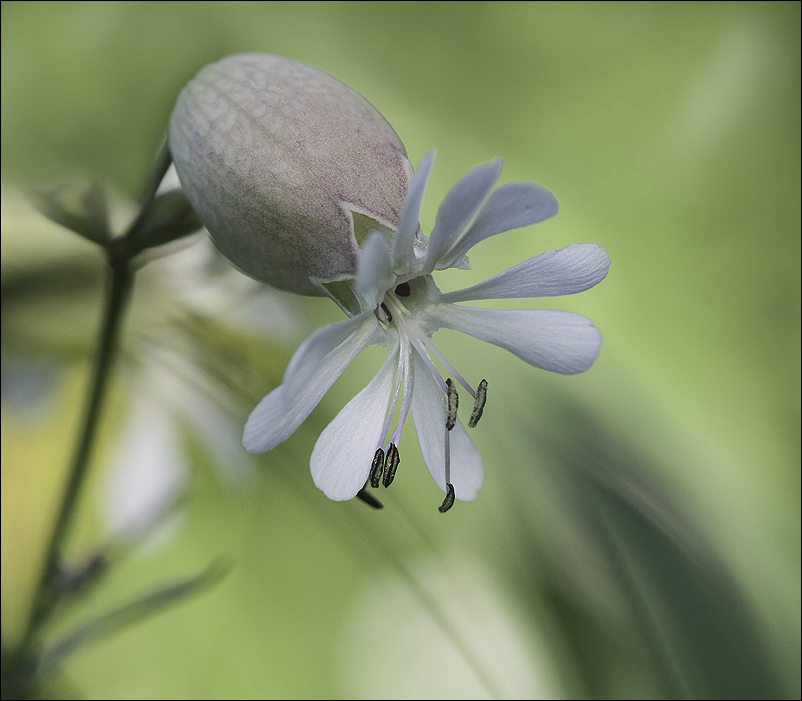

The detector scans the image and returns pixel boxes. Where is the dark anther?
[383,443,400,487]
[438,483,456,513]
[446,378,459,431]
[356,487,384,509]
[369,448,385,488]
[380,302,392,323]
[395,282,411,297]
[468,379,487,428]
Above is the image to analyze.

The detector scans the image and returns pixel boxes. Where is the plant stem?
[20,146,172,652]
[122,140,173,245]
[6,149,174,699]
[22,257,135,649]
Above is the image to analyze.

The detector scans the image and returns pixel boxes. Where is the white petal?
[242,385,292,454]
[392,150,435,270]
[437,244,611,303]
[433,306,602,375]
[283,313,378,397]
[103,392,187,538]
[310,345,400,500]
[356,232,395,306]
[243,315,382,454]
[441,182,558,267]
[410,353,484,501]
[425,159,502,271]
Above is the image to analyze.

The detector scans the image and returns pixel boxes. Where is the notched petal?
[425,158,502,270]
[442,182,559,267]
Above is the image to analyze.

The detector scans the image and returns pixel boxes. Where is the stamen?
[356,487,384,509]
[378,343,406,449]
[383,443,400,487]
[369,448,385,488]
[385,294,468,432]
[419,334,476,398]
[387,300,449,394]
[444,421,452,484]
[438,484,456,513]
[446,378,459,431]
[385,292,412,317]
[380,302,392,323]
[390,338,414,445]
[394,282,411,297]
[468,379,488,428]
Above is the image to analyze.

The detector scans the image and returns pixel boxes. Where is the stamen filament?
[384,293,475,410]
[418,334,476,399]
[387,293,412,316]
[444,422,451,484]
[386,295,449,394]
[377,342,405,448]
[390,336,414,445]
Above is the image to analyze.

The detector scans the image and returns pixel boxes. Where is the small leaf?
[31,183,111,245]
[35,559,228,680]
[124,189,203,257]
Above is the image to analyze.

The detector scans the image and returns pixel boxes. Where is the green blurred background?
[1,1,799,698]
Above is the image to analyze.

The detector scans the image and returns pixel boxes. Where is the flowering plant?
[242,151,610,510]
[169,54,610,512]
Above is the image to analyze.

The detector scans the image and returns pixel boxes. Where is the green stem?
[23,257,135,648]
[122,140,173,245]
[20,145,173,648]
[6,148,173,699]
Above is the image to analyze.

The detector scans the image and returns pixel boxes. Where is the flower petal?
[392,150,435,270]
[310,344,400,500]
[284,313,379,397]
[433,306,602,374]
[437,244,611,303]
[410,353,484,501]
[424,159,502,271]
[243,315,382,454]
[356,232,395,307]
[441,182,558,267]
[103,391,187,538]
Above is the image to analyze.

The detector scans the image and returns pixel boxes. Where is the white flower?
[243,152,610,511]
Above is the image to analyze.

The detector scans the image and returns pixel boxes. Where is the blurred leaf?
[1,256,104,359]
[31,183,111,246]
[122,189,203,259]
[35,559,228,681]
[590,480,785,700]
[54,553,109,602]
[515,391,788,699]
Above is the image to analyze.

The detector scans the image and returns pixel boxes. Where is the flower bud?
[169,54,413,296]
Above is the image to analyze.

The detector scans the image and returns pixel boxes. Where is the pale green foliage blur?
[1,2,799,699]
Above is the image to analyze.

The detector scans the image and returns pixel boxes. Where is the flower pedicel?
[170,54,610,511]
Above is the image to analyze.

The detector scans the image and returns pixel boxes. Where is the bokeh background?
[2,1,799,698]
